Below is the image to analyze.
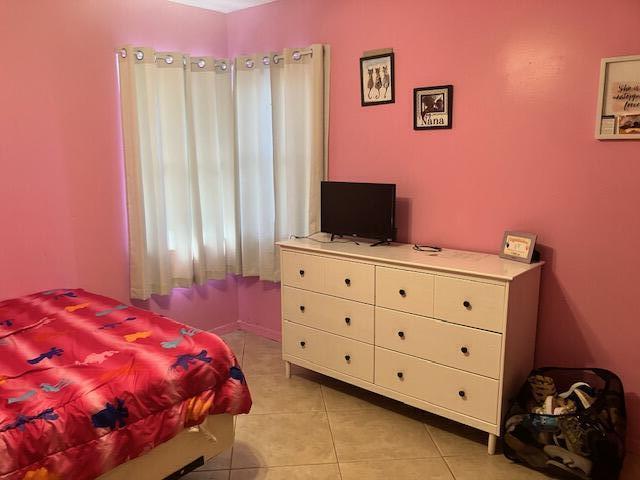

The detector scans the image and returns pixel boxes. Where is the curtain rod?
[116,46,314,71]
[243,48,313,69]
[116,48,229,71]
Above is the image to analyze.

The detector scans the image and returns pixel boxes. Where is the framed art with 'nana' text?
[414,85,453,130]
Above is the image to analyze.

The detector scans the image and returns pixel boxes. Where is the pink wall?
[226,0,640,451]
[236,277,282,338]
[0,0,238,331]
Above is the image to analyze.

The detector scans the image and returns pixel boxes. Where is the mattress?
[0,289,251,480]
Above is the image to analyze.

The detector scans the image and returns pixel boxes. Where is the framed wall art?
[414,85,453,130]
[360,52,394,106]
[595,55,640,140]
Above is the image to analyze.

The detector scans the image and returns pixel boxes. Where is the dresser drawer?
[375,307,502,378]
[283,322,374,382]
[282,287,374,343]
[375,347,499,423]
[283,321,325,365]
[281,251,324,292]
[376,266,434,316]
[434,277,505,332]
[323,257,374,303]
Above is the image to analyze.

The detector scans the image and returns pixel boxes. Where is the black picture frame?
[413,85,453,130]
[360,53,395,107]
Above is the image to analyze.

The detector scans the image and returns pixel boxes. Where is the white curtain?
[117,47,238,299]
[117,44,329,297]
[235,44,329,281]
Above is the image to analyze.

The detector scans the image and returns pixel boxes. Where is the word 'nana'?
[422,114,446,125]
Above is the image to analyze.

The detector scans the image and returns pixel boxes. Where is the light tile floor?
[184,331,640,480]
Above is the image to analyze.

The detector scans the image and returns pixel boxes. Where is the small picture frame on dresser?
[499,231,538,264]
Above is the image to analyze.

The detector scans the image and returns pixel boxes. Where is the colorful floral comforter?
[0,289,251,480]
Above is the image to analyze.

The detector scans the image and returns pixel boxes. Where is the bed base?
[163,456,205,480]
[97,413,234,480]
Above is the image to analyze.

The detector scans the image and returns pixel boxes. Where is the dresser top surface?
[277,237,543,281]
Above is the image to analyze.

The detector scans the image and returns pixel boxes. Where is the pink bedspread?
[0,289,251,480]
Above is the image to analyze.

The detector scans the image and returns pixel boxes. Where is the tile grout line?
[423,423,444,457]
[423,423,457,480]
[320,383,343,480]
[226,461,342,472]
[441,456,459,480]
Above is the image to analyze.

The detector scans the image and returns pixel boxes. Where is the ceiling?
[169,0,277,14]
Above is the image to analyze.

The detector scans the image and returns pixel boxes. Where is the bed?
[0,289,251,480]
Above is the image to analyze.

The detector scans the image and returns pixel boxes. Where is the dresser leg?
[284,360,291,378]
[487,433,497,455]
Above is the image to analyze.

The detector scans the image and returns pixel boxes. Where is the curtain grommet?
[165,55,174,65]
[120,48,127,59]
[197,59,206,68]
[292,51,302,61]
[135,50,144,61]
[245,58,254,68]
[262,56,270,66]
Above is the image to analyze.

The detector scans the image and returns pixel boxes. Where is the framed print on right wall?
[414,85,453,130]
[595,55,640,139]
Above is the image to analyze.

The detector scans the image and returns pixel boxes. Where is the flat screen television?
[321,181,396,244]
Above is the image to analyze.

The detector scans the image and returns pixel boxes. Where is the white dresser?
[277,238,543,454]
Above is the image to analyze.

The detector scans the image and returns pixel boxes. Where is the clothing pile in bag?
[503,368,626,480]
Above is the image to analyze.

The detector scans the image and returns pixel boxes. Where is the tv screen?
[321,181,396,242]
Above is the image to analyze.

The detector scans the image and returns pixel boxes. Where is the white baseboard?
[237,320,281,342]
[207,321,241,336]
[207,319,282,343]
